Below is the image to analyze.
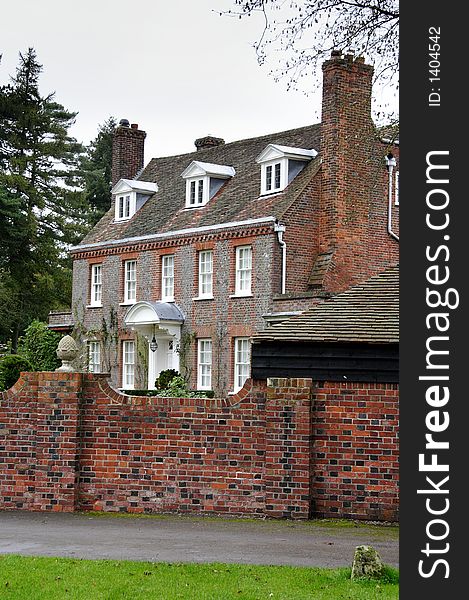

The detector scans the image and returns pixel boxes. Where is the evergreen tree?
[0,48,89,350]
[80,116,116,223]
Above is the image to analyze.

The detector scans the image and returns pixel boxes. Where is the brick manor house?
[52,52,399,396]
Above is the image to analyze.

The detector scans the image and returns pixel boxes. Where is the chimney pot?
[131,123,138,129]
[119,118,130,127]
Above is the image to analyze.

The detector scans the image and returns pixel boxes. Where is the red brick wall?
[0,373,398,520]
[0,372,82,512]
[311,381,399,521]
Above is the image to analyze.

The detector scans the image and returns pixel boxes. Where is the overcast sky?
[1,0,388,163]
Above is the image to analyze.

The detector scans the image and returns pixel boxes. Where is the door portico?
[124,301,185,389]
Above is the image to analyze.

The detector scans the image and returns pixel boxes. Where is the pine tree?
[0,48,89,349]
[80,116,116,223]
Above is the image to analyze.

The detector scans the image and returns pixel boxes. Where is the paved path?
[0,511,398,568]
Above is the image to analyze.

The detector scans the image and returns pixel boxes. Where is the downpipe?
[275,222,287,294]
[385,153,399,242]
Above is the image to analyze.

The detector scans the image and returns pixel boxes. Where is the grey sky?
[1,0,387,163]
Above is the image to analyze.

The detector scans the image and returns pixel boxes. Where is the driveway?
[0,511,398,568]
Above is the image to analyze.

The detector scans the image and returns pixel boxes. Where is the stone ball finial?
[56,335,79,372]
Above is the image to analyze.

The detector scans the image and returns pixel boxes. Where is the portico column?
[148,342,158,390]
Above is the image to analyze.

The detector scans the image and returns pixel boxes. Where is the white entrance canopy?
[124,301,184,334]
[124,301,185,389]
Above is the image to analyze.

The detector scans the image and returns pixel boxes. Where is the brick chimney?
[112,119,146,185]
[317,52,381,292]
[194,135,225,151]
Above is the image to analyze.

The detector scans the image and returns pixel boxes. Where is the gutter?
[71,216,277,254]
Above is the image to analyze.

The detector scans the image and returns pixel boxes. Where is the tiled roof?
[80,124,321,246]
[254,265,399,343]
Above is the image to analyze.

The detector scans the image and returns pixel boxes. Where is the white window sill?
[119,301,136,306]
[259,189,284,197]
[161,298,175,303]
[86,304,103,309]
[184,204,207,210]
[193,296,214,301]
[230,293,253,299]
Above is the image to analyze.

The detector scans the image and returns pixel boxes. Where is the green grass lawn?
[0,555,398,599]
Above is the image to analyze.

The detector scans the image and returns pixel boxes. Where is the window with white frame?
[161,254,174,301]
[234,338,250,392]
[88,341,101,373]
[395,171,399,206]
[235,246,252,295]
[256,144,316,196]
[182,162,235,209]
[188,178,205,207]
[90,264,102,306]
[122,340,135,389]
[112,180,157,222]
[198,250,213,298]
[124,260,137,303]
[197,339,212,390]
[116,194,133,221]
[265,162,282,193]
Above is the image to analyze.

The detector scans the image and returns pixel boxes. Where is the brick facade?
[68,53,399,396]
[0,372,398,521]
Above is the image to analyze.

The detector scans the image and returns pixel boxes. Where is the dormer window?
[265,162,282,193]
[189,178,206,207]
[112,179,158,222]
[182,161,235,209]
[117,194,134,220]
[256,144,317,196]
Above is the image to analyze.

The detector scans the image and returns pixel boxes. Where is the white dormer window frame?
[112,179,158,222]
[186,176,209,208]
[116,192,136,221]
[181,161,235,209]
[256,144,317,196]
[260,158,288,195]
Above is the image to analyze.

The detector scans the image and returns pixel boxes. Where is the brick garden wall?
[0,372,398,521]
[311,381,399,521]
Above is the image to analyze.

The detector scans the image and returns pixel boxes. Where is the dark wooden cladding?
[251,341,399,383]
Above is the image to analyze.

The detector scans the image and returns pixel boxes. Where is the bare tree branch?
[219,0,399,119]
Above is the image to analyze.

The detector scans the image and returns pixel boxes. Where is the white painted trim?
[185,176,209,208]
[114,191,136,222]
[235,245,252,296]
[229,293,253,299]
[197,338,212,390]
[256,144,317,163]
[71,217,277,253]
[181,161,235,179]
[260,158,288,195]
[111,179,158,195]
[233,337,251,393]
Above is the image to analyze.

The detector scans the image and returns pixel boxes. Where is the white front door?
[147,338,180,389]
